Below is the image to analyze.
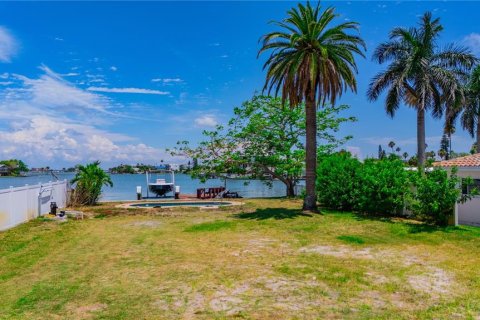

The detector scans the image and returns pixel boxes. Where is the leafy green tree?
[0,159,28,176]
[258,2,366,211]
[109,164,135,174]
[368,12,476,171]
[71,161,113,205]
[171,96,354,197]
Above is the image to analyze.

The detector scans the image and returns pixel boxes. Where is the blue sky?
[0,1,479,168]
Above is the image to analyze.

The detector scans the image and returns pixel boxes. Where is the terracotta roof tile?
[433,153,480,167]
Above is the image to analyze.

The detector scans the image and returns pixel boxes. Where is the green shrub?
[316,152,360,210]
[410,167,475,226]
[71,161,113,205]
[354,156,410,215]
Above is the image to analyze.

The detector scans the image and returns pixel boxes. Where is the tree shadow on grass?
[233,208,313,220]
[350,211,474,234]
[403,223,473,234]
[349,211,395,224]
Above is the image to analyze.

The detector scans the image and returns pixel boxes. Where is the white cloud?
[0,26,18,63]
[463,33,480,54]
[151,78,183,83]
[110,66,117,71]
[0,81,12,85]
[0,116,168,164]
[194,115,218,128]
[61,72,79,77]
[220,54,229,58]
[54,37,64,41]
[87,86,169,95]
[11,65,113,115]
[0,65,174,166]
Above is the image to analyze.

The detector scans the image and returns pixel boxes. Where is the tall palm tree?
[388,140,396,153]
[258,2,365,211]
[460,65,480,152]
[367,12,476,171]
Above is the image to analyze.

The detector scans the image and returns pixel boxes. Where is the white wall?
[442,167,480,227]
[457,198,480,227]
[0,180,68,231]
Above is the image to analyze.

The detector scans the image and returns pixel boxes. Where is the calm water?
[0,173,288,200]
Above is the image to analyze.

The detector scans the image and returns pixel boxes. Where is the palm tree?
[402,151,409,161]
[71,161,113,205]
[258,2,366,211]
[367,12,476,171]
[460,65,480,152]
[388,140,396,153]
[438,148,447,160]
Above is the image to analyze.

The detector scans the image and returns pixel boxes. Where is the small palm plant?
[71,161,113,205]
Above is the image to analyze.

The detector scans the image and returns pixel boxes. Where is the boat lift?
[145,169,176,198]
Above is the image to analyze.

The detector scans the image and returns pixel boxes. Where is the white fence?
[0,180,68,231]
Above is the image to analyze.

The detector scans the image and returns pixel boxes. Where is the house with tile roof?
[434,153,480,227]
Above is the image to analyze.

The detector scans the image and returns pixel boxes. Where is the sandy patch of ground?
[300,245,457,301]
[408,266,453,297]
[152,276,332,316]
[66,303,107,319]
[128,220,162,227]
[300,245,374,259]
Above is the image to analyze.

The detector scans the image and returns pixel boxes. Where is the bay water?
[0,173,288,201]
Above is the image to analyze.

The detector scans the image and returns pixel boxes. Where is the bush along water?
[317,153,476,225]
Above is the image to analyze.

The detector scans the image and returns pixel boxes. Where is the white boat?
[146,169,175,197]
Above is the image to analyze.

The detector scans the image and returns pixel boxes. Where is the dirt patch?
[247,238,278,248]
[301,245,457,300]
[152,276,332,316]
[67,303,107,319]
[128,220,162,227]
[365,271,390,285]
[300,245,375,259]
[408,266,453,297]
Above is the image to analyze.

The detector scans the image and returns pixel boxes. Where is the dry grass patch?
[1,199,480,319]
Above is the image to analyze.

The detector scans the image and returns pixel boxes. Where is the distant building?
[155,164,171,170]
[0,164,11,176]
[169,164,180,171]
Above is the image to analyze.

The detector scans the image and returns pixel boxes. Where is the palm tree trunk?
[417,108,426,172]
[303,94,318,212]
[476,118,480,153]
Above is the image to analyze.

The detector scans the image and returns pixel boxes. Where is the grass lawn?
[1,198,480,319]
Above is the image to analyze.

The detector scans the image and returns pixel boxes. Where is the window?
[462,178,480,195]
